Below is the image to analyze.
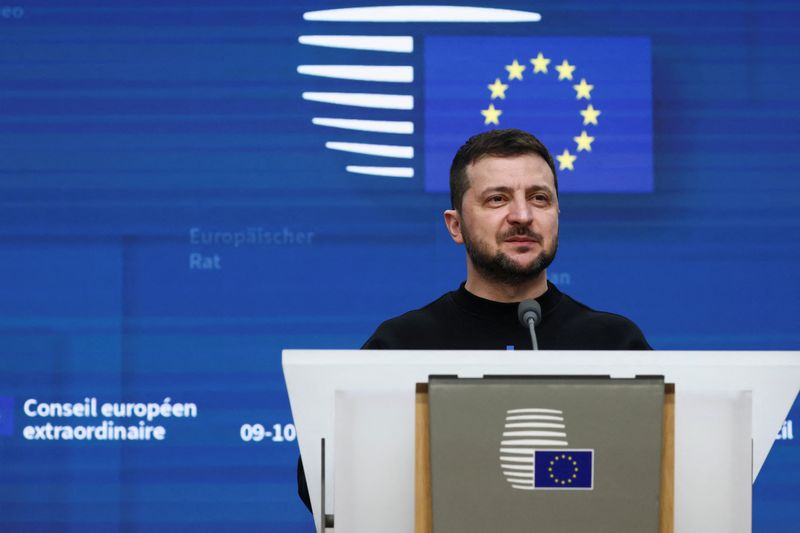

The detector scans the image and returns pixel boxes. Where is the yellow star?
[574,131,595,152]
[573,78,594,100]
[580,104,601,126]
[530,52,550,74]
[505,59,526,81]
[481,103,502,125]
[487,78,509,100]
[556,149,576,171]
[555,59,576,80]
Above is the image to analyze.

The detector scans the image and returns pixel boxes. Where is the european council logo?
[424,36,653,193]
[499,408,594,491]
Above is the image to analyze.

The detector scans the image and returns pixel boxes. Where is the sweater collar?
[451,280,563,322]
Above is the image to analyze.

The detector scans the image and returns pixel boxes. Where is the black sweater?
[363,281,651,350]
[298,282,650,512]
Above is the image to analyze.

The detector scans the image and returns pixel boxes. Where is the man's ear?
[443,209,464,244]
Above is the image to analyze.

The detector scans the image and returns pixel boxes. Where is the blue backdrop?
[0,1,798,531]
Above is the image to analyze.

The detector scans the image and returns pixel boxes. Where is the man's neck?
[464,269,549,303]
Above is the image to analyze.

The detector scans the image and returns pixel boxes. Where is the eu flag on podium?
[534,449,594,489]
[423,37,653,194]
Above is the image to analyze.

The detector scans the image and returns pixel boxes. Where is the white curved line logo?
[298,5,541,179]
[499,408,567,490]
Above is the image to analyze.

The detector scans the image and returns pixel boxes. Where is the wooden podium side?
[659,383,675,533]
[414,383,675,533]
[415,384,433,533]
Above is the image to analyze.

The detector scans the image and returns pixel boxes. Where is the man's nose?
[507,197,533,224]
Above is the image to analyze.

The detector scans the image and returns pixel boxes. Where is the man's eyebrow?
[479,184,553,196]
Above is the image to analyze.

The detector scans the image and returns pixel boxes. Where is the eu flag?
[423,37,653,193]
[534,449,594,489]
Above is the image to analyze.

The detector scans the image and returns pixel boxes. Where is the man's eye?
[488,196,504,203]
[531,194,549,203]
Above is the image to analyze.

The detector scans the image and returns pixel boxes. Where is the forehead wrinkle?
[478,185,513,196]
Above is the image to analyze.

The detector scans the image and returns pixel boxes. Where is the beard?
[462,225,558,286]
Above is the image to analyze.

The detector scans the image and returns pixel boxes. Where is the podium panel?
[427,377,664,533]
[674,390,751,532]
[334,390,415,533]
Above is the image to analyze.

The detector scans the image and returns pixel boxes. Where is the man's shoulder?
[552,290,652,350]
[563,293,641,329]
[362,291,456,349]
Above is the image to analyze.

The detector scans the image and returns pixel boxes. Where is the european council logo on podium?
[424,36,653,194]
[499,408,594,491]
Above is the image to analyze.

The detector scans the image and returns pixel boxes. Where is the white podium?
[283,350,800,533]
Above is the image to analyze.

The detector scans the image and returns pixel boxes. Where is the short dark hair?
[448,128,558,211]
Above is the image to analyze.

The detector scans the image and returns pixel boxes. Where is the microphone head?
[517,299,542,328]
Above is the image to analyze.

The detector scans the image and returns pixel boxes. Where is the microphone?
[517,300,542,350]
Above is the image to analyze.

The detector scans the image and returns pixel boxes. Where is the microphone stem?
[527,318,538,351]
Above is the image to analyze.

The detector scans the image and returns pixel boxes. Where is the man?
[298,128,649,512]
[363,128,650,350]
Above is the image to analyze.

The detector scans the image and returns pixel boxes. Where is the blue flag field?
[534,449,594,489]
[424,37,653,193]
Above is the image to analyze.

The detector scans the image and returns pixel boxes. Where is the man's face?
[445,154,559,285]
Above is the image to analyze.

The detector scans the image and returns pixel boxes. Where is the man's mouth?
[504,234,541,244]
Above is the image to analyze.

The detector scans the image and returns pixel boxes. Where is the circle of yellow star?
[574,131,595,152]
[573,78,594,100]
[555,59,576,81]
[556,149,577,171]
[505,59,526,81]
[530,52,550,74]
[487,78,509,100]
[580,104,601,126]
[481,103,502,125]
